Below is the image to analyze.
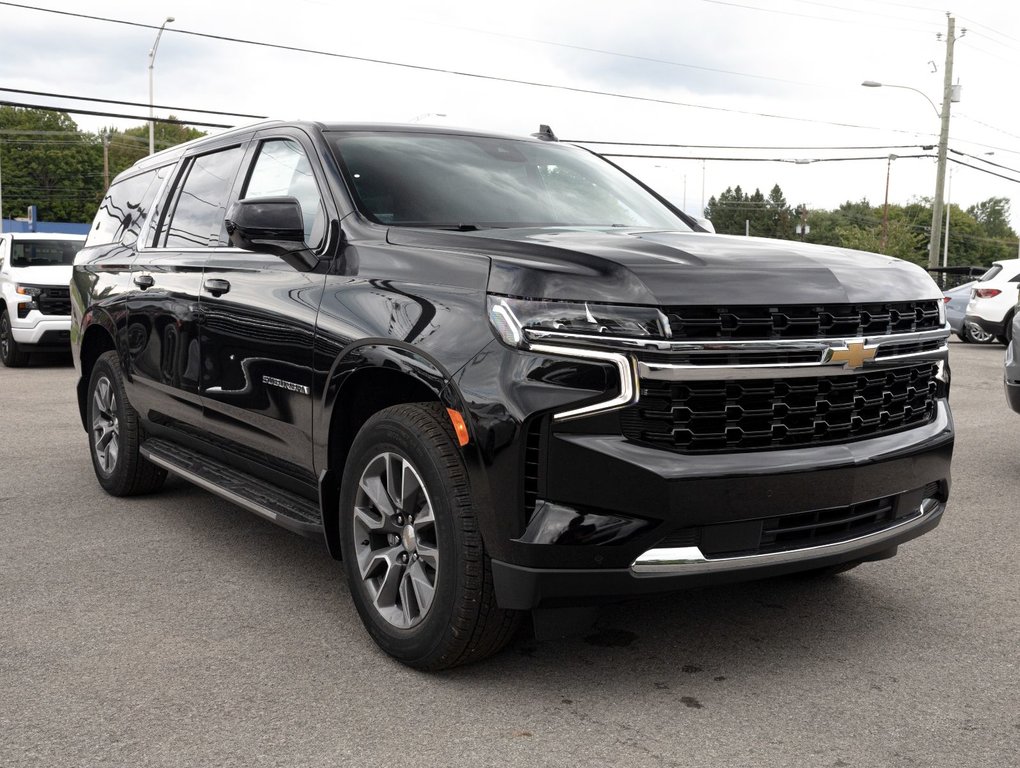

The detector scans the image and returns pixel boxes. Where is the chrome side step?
[140,438,323,538]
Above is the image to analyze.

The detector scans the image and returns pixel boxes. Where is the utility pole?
[102,133,110,191]
[881,154,895,253]
[929,14,957,269]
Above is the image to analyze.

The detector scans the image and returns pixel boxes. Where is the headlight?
[15,284,42,297]
[487,296,670,348]
[937,297,947,326]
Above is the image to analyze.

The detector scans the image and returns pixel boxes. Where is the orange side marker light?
[446,408,470,447]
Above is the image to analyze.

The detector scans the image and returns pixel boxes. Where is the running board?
[140,438,323,538]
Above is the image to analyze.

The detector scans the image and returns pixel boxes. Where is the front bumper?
[491,401,953,609]
[11,316,72,347]
[493,499,944,608]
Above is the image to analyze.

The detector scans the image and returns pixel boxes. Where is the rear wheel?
[0,309,29,367]
[962,322,994,344]
[87,351,167,496]
[339,403,520,670]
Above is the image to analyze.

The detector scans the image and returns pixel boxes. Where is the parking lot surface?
[1,342,1018,767]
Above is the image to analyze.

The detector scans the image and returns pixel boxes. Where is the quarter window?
[86,169,159,248]
[244,139,325,248]
[162,146,245,248]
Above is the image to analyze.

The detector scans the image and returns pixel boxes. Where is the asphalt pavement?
[1,342,1017,767]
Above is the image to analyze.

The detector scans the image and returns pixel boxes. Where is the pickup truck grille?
[663,301,942,340]
[38,286,71,316]
[620,362,939,453]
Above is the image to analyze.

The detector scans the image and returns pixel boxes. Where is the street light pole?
[148,16,175,156]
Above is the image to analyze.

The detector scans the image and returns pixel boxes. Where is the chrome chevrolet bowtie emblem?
[826,339,878,370]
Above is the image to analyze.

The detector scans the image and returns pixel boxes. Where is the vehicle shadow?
[150,475,915,691]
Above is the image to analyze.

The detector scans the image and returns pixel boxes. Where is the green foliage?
[0,106,101,222]
[1,107,205,224]
[708,182,1018,269]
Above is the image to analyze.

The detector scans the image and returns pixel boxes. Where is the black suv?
[72,121,954,669]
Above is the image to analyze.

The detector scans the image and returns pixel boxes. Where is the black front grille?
[38,286,71,316]
[664,301,942,340]
[658,494,920,558]
[620,363,939,453]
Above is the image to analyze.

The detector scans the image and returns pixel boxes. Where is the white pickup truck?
[0,232,85,367]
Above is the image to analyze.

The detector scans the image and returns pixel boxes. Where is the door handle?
[133,274,154,289]
[203,278,231,296]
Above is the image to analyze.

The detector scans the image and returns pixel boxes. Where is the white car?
[964,259,1020,344]
[0,232,86,366]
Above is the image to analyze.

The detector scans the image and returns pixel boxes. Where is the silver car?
[944,281,994,343]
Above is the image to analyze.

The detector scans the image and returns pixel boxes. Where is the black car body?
[72,121,953,668]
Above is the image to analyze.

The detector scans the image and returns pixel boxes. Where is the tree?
[0,106,101,222]
[1,107,206,224]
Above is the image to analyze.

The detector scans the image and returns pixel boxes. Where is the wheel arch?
[76,313,119,431]
[318,341,476,560]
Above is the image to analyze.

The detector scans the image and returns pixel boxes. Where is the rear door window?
[160,146,246,248]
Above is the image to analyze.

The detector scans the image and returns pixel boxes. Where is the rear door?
[126,143,248,439]
[198,129,334,492]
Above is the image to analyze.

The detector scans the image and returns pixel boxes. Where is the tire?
[0,309,30,367]
[87,350,167,496]
[338,402,520,670]
[962,323,994,344]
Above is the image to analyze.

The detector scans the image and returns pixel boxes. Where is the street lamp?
[148,16,175,156]
[862,20,958,269]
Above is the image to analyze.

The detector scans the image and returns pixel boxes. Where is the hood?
[6,264,73,289]
[386,227,939,305]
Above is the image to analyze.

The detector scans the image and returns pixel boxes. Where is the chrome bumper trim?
[630,498,943,575]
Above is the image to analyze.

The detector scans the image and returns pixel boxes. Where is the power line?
[699,0,936,31]
[0,87,266,119]
[0,99,232,128]
[0,1,943,136]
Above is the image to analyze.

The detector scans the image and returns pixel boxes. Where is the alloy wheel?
[91,375,120,474]
[352,452,439,629]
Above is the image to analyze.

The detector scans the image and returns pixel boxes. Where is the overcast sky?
[2,0,1019,230]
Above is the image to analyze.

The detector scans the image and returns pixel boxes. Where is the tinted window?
[86,169,159,247]
[244,139,325,247]
[162,146,245,248]
[328,132,690,231]
[11,240,81,267]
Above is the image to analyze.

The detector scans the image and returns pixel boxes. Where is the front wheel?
[87,351,167,496]
[0,309,29,367]
[338,403,520,669]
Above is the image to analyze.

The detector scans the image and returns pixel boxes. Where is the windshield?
[327,132,691,231]
[11,239,80,267]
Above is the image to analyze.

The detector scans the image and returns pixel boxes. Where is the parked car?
[0,232,85,366]
[964,259,1020,344]
[71,122,954,669]
[1005,311,1020,412]
[944,281,994,343]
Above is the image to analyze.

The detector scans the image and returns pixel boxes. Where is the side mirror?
[694,217,716,233]
[225,196,318,271]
